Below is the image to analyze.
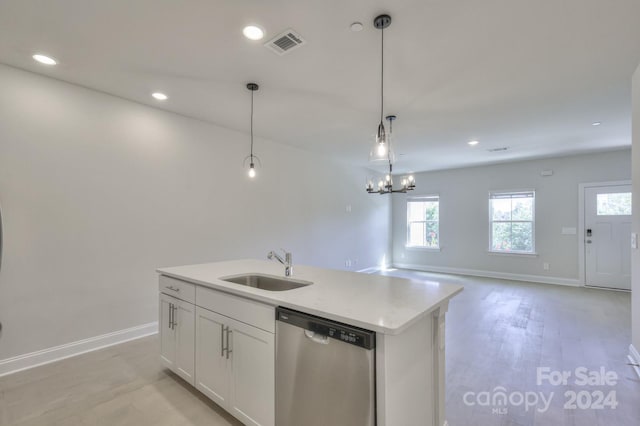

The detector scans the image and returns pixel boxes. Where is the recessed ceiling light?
[592,121,601,126]
[350,22,364,32]
[243,25,264,41]
[152,92,168,101]
[468,140,479,146]
[32,54,57,65]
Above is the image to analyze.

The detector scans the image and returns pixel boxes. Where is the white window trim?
[405,245,442,252]
[406,195,440,250]
[488,189,536,255]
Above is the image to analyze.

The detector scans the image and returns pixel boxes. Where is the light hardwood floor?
[1,271,638,425]
[382,269,639,426]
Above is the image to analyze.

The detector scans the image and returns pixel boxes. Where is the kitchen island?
[157,259,463,426]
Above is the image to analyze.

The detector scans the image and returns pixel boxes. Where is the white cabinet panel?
[175,299,195,385]
[195,306,230,407]
[159,293,176,369]
[229,317,275,426]
[159,293,195,386]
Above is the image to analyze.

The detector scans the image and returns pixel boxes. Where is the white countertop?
[157,259,463,335]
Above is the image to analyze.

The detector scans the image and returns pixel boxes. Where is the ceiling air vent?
[265,29,306,55]
[487,147,509,152]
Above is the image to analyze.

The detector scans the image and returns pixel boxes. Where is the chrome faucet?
[267,249,293,277]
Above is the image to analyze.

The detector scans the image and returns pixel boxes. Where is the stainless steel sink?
[220,274,312,291]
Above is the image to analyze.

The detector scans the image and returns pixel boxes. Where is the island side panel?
[376,303,449,426]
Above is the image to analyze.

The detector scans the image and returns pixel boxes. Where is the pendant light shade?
[243,83,261,178]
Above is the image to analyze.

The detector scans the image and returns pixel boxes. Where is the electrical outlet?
[345,259,352,268]
[543,262,550,271]
[346,204,352,213]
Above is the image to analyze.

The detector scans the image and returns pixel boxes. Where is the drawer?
[159,275,196,304]
[196,286,275,333]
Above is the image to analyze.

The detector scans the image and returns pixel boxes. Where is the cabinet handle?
[172,305,178,329]
[226,328,232,359]
[166,285,180,292]
[168,303,173,329]
[220,324,225,357]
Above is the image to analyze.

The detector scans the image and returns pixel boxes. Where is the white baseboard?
[357,266,382,274]
[0,322,158,378]
[629,344,640,379]
[392,263,581,287]
[356,263,393,274]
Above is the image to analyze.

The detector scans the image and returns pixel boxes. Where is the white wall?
[0,64,391,360]
[632,63,640,356]
[392,150,631,284]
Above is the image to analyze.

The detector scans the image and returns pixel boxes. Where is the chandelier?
[366,115,415,194]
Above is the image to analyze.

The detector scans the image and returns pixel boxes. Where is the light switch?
[632,233,638,249]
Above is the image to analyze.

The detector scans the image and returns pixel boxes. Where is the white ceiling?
[1,0,639,173]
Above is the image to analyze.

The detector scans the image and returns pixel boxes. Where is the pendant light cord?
[380,27,384,124]
[250,89,254,160]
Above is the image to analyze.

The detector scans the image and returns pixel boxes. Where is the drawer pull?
[166,285,180,292]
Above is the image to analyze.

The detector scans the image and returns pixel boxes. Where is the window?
[596,192,632,215]
[407,197,440,249]
[489,191,535,253]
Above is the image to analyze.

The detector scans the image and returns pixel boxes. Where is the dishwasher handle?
[304,330,329,345]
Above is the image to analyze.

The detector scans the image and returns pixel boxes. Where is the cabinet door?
[159,293,176,369]
[174,299,195,386]
[195,306,230,408]
[228,317,275,426]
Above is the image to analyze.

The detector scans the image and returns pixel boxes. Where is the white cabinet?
[159,292,195,386]
[195,305,275,426]
[159,276,275,425]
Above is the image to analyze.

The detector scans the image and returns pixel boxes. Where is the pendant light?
[365,15,416,194]
[366,115,416,194]
[368,14,394,164]
[244,83,260,178]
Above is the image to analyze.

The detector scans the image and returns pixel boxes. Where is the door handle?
[172,305,178,329]
[226,327,233,359]
[220,324,225,357]
[586,240,592,244]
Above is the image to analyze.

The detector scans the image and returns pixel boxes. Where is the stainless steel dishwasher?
[276,307,376,426]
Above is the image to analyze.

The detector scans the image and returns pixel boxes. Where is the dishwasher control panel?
[277,307,375,350]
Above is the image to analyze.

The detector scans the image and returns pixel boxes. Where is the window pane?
[597,193,632,216]
[408,222,426,246]
[425,221,439,248]
[492,222,512,251]
[407,202,425,221]
[512,197,533,220]
[511,222,533,252]
[491,198,511,221]
[424,201,439,221]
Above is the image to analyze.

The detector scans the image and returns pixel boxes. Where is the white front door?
[585,185,632,290]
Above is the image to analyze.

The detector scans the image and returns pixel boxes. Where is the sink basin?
[220,274,312,291]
